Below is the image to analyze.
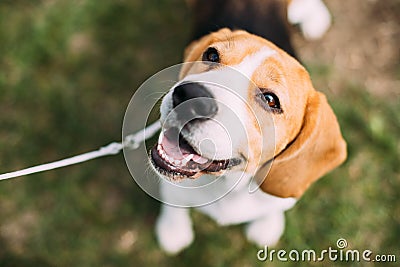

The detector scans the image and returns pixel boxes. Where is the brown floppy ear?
[260,91,347,198]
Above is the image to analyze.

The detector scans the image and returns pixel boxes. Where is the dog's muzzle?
[150,81,241,180]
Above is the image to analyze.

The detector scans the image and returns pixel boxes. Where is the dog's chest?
[196,178,297,225]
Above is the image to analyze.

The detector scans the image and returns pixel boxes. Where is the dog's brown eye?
[202,47,220,63]
[262,92,282,112]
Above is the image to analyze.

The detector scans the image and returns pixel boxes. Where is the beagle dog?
[149,0,346,254]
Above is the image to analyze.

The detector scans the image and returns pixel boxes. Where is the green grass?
[0,1,399,266]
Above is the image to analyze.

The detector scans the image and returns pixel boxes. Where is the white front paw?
[245,213,285,247]
[155,207,194,254]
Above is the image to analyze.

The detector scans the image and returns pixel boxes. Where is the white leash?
[0,121,161,181]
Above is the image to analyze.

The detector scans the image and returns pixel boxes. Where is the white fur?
[155,48,296,254]
[245,212,286,247]
[231,48,276,78]
[288,0,332,40]
[156,205,194,254]
[157,174,296,254]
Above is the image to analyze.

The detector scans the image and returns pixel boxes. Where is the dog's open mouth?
[150,127,240,180]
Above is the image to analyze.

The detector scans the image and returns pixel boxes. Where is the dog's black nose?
[172,82,218,122]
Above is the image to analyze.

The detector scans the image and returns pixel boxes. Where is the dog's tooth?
[174,160,181,166]
[165,155,173,164]
[193,155,208,164]
[181,154,194,165]
[158,130,164,144]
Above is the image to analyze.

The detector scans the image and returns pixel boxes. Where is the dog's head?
[150,28,346,198]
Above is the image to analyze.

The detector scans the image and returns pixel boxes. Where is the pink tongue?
[160,128,209,164]
[161,133,188,160]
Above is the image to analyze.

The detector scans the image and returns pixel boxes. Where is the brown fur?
[259,90,347,197]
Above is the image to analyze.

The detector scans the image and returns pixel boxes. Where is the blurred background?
[0,0,399,266]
